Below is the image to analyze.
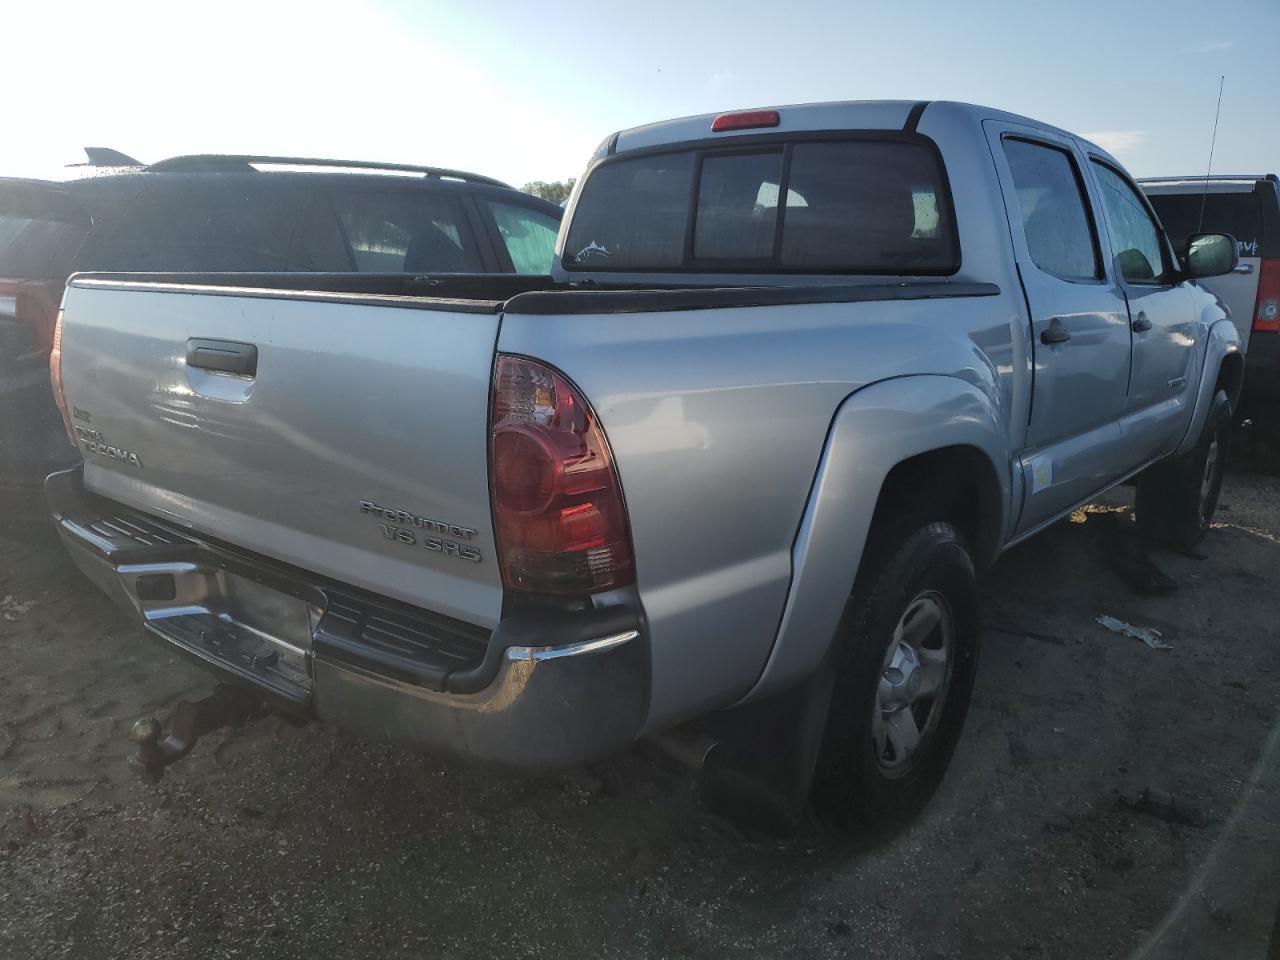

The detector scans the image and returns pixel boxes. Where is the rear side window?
[1001,138,1100,282]
[75,179,484,274]
[486,201,560,273]
[76,183,320,272]
[0,186,91,279]
[1146,190,1264,258]
[564,138,957,274]
[336,192,482,273]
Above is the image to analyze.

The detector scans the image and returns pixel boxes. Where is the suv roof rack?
[144,154,512,188]
[1137,173,1277,184]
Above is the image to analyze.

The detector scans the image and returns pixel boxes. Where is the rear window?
[1146,190,1264,258]
[0,186,91,279]
[564,139,957,274]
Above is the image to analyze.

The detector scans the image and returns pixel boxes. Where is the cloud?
[1081,131,1148,157]
[1184,39,1233,52]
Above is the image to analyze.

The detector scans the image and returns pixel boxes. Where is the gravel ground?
[1,461,1278,960]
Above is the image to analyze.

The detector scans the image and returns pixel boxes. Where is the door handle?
[1132,312,1153,333]
[1040,319,1072,345]
[186,338,258,377]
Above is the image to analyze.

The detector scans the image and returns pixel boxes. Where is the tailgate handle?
[186,338,258,377]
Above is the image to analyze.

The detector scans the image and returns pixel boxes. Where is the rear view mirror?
[1184,233,1238,279]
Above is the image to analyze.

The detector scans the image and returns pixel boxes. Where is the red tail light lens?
[49,307,77,447]
[1254,258,1280,333]
[490,355,634,595]
[710,110,780,132]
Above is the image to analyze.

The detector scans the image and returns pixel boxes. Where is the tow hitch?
[129,684,284,782]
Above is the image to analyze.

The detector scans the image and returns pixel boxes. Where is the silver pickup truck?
[45,100,1243,833]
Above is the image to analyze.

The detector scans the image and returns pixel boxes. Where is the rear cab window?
[564,136,958,275]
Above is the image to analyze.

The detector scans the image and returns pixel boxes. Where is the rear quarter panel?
[524,102,1032,730]
[498,289,1024,731]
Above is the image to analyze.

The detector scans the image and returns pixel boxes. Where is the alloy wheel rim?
[1199,435,1220,524]
[872,590,955,778]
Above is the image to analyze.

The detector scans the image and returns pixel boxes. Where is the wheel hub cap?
[873,591,954,778]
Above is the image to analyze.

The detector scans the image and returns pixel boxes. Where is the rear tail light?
[490,355,634,595]
[710,109,780,132]
[1254,258,1280,332]
[49,307,77,447]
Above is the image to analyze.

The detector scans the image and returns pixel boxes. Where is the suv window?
[486,201,559,274]
[1146,190,1264,258]
[1091,162,1171,284]
[76,184,322,272]
[74,180,485,274]
[336,191,482,273]
[1001,138,1100,281]
[564,139,957,273]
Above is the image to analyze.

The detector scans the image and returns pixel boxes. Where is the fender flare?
[1174,318,1241,458]
[738,374,1012,704]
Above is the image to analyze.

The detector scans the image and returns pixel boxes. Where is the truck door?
[984,123,1133,534]
[1087,159,1198,462]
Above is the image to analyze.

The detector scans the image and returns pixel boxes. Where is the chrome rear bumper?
[46,467,649,767]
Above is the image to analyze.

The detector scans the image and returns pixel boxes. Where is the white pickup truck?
[46,100,1242,833]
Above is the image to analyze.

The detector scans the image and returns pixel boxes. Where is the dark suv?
[1142,174,1280,429]
[0,154,563,485]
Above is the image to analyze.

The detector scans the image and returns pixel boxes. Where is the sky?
[6,0,1278,187]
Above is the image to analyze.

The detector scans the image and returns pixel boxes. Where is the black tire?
[810,519,979,836]
[1135,389,1232,551]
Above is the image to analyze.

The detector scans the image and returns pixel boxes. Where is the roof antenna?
[1197,75,1225,234]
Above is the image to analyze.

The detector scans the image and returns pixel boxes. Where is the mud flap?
[697,666,837,836]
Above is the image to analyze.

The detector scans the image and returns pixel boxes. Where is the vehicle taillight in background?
[1254,259,1280,333]
[0,278,60,355]
[49,307,77,447]
[490,355,634,595]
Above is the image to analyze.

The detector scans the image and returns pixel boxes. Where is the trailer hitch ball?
[130,717,166,783]
[127,685,274,783]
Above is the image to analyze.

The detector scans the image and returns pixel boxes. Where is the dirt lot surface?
[2,463,1278,960]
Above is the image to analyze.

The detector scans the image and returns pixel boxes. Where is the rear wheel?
[810,520,979,835]
[1135,389,1232,551]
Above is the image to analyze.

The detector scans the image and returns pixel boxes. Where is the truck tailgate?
[57,280,504,628]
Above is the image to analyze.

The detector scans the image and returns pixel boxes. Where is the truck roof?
[1139,173,1279,196]
[607,100,1113,161]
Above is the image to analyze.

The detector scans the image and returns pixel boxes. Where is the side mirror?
[1184,233,1238,279]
